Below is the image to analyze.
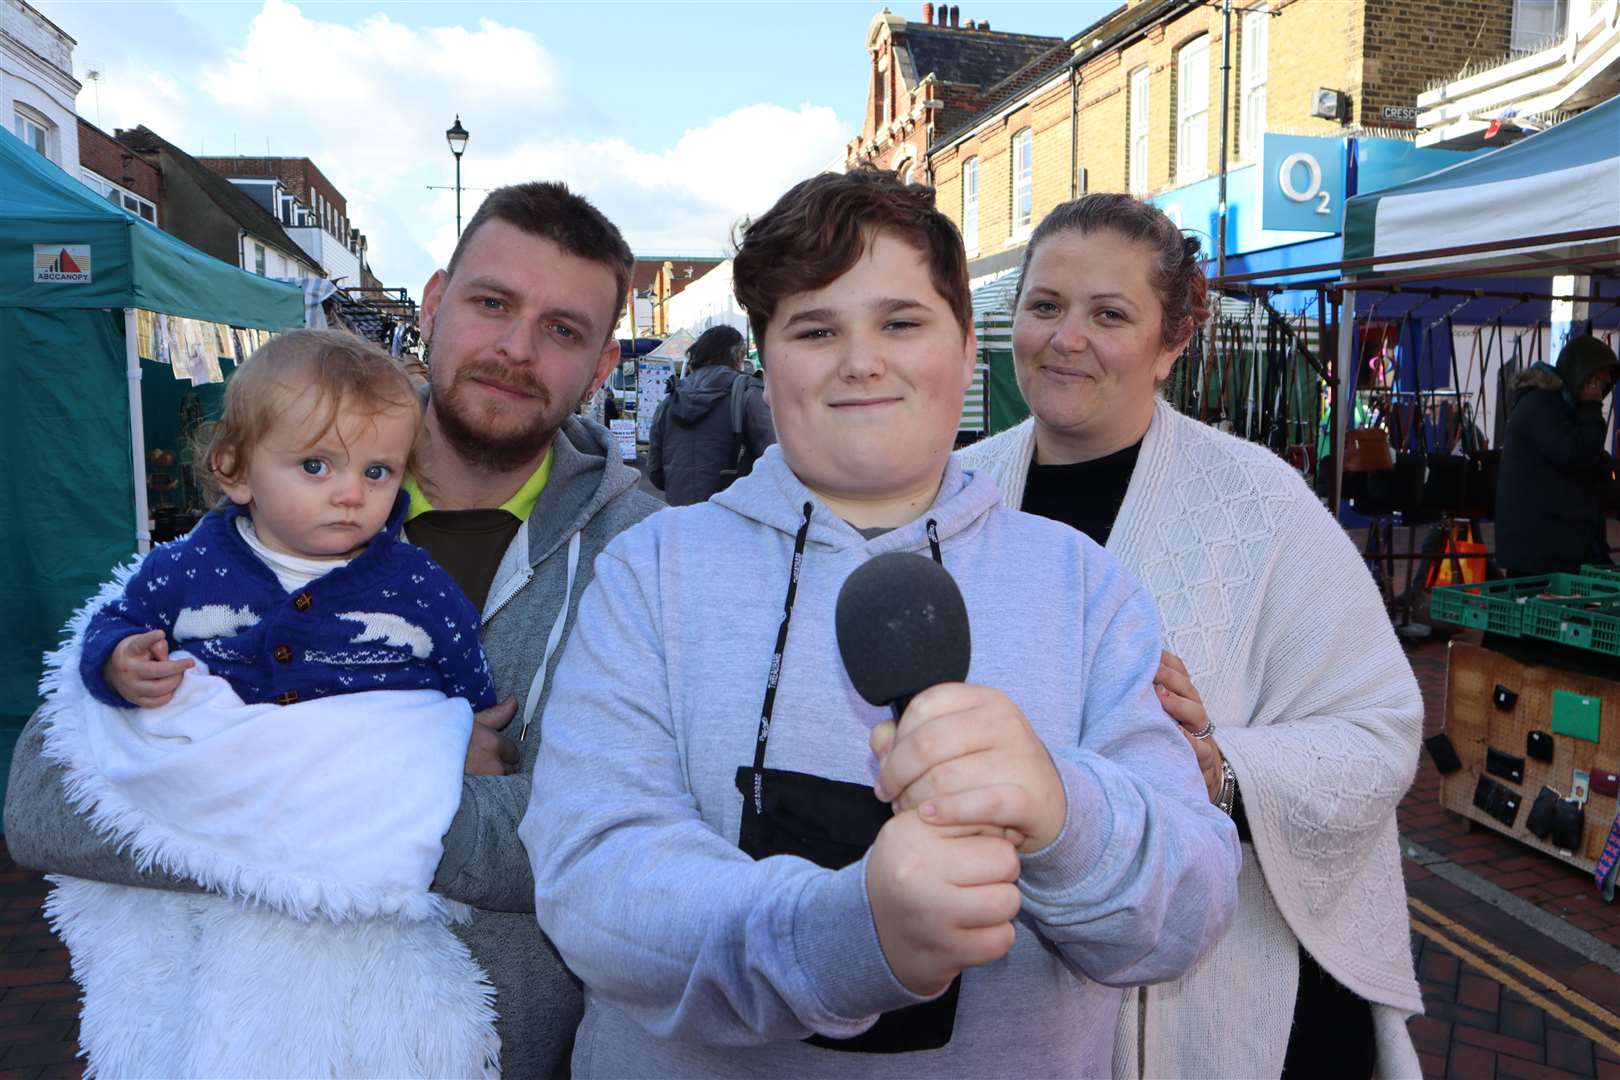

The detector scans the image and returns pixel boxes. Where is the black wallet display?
[1494,685,1519,711]
[1485,747,1525,785]
[1473,775,1522,827]
[1424,733,1463,775]
[1526,787,1560,839]
[1526,730,1555,764]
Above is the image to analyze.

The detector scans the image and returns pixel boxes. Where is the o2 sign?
[1262,134,1345,233]
[1278,152,1332,216]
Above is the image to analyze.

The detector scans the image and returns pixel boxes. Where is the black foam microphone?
[835,551,971,720]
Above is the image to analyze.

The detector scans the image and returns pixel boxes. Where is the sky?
[35,0,1116,296]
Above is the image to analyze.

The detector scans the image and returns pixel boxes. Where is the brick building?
[197,156,352,246]
[617,257,724,338]
[77,117,160,224]
[115,125,320,281]
[925,0,1526,280]
[845,3,1065,182]
[1417,0,1619,148]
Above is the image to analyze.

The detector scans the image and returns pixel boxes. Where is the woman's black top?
[1016,436,1375,1080]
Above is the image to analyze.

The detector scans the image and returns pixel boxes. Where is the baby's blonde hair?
[198,329,421,501]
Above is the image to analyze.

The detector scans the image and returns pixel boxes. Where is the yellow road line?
[1407,896,1619,1025]
[1407,906,1620,1055]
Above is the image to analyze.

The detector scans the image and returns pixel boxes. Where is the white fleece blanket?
[37,567,500,1078]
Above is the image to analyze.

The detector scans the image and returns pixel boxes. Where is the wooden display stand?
[1442,642,1620,872]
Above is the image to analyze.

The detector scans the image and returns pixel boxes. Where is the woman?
[960,194,1423,1080]
[646,323,776,505]
[521,170,1238,1077]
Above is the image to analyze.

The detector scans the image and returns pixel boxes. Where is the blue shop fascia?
[1151,134,1484,308]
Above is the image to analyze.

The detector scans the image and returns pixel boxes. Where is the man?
[1495,334,1620,576]
[4,182,661,1077]
[646,323,775,505]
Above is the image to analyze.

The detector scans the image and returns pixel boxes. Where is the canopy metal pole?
[124,308,151,555]
[1335,289,1355,525]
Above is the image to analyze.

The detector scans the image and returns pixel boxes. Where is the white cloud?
[46,0,851,299]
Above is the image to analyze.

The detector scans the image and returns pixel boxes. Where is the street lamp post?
[446,116,469,237]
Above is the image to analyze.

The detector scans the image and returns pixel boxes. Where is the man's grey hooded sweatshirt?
[4,416,661,1078]
[520,447,1240,1077]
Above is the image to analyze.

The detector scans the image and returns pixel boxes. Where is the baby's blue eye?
[364,464,390,481]
[301,459,328,476]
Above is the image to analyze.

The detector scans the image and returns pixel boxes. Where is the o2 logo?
[1278,152,1332,216]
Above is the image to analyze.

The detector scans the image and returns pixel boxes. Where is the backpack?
[717,371,757,489]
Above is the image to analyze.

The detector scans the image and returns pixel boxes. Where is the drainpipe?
[1216,0,1233,280]
[1069,60,1081,199]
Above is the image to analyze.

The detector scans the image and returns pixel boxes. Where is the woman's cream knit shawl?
[960,398,1423,1079]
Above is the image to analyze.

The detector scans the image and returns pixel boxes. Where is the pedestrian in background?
[646,324,775,505]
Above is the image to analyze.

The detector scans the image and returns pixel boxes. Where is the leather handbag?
[1473,775,1522,827]
[1425,733,1463,775]
[1486,747,1526,786]
[1527,786,1560,839]
[1552,797,1585,851]
[1344,428,1395,472]
[1526,730,1554,763]
[1592,769,1619,798]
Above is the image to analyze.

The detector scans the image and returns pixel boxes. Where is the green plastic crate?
[1580,564,1620,583]
[1429,573,1620,638]
[1523,580,1620,656]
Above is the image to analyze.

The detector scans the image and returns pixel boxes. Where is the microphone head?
[835,551,971,708]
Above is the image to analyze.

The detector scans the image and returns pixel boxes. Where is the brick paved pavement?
[0,630,1616,1078]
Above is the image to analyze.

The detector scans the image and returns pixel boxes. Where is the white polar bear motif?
[337,612,434,659]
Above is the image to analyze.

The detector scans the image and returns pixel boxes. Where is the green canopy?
[1343,96,1620,272]
[0,128,303,325]
[0,130,304,721]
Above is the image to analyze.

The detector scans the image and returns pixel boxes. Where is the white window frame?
[1177,36,1211,182]
[962,156,980,253]
[1239,11,1269,163]
[13,107,53,160]
[896,158,913,186]
[81,168,157,224]
[1511,0,1568,51]
[1128,66,1150,195]
[254,243,267,276]
[1012,128,1034,238]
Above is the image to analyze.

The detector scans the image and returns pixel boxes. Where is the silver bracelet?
[1215,757,1237,816]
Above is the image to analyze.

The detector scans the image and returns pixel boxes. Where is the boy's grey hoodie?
[521,446,1240,1077]
[5,416,661,1079]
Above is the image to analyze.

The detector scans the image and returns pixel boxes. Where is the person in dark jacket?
[646,324,776,505]
[1495,334,1620,576]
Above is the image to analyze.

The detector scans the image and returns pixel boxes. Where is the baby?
[80,328,495,714]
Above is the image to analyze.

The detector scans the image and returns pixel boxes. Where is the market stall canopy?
[1342,96,1620,277]
[0,129,303,328]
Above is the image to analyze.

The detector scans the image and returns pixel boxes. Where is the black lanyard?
[749,507,943,776]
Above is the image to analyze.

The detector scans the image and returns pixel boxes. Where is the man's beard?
[427,352,562,473]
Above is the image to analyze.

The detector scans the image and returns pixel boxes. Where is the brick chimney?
[937,4,946,24]
[980,19,990,30]
[922,2,933,23]
[950,5,960,27]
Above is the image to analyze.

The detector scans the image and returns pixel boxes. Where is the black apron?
[733,509,960,1054]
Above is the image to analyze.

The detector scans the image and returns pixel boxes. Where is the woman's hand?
[871,683,1063,852]
[1155,651,1222,802]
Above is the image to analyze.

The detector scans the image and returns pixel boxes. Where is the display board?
[637,360,676,442]
[1441,642,1620,872]
[609,419,638,462]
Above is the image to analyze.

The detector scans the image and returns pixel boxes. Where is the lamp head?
[446,115,469,158]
